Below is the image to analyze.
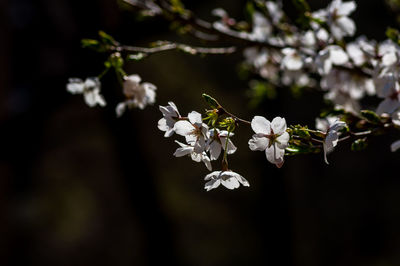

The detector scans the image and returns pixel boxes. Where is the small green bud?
[351,138,368,151]
[361,110,381,124]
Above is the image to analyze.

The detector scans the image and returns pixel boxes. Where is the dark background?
[1,0,400,265]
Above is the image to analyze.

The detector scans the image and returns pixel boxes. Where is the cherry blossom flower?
[375,73,400,115]
[281,48,303,71]
[248,116,290,168]
[315,45,349,75]
[249,12,272,42]
[207,129,237,161]
[173,111,209,153]
[204,170,249,191]
[313,0,356,40]
[173,141,212,171]
[66,77,106,107]
[316,118,346,164]
[116,74,157,116]
[321,69,375,113]
[157,102,181,137]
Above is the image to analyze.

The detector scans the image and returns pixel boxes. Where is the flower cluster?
[157,101,249,191]
[70,0,400,192]
[66,74,156,116]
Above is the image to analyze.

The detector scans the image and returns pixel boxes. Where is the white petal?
[220,138,237,154]
[338,1,356,16]
[205,179,221,191]
[173,145,193,157]
[248,135,269,151]
[265,144,285,167]
[66,79,84,94]
[202,154,212,171]
[221,177,240,190]
[336,16,356,36]
[276,132,290,149]
[271,117,287,134]
[194,137,207,153]
[205,171,220,181]
[173,120,194,136]
[209,140,222,161]
[329,46,349,65]
[188,111,202,125]
[116,102,126,117]
[168,101,180,116]
[251,116,271,134]
[391,140,400,152]
[376,98,400,115]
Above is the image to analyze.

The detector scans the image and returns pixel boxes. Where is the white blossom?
[281,48,303,71]
[207,129,237,161]
[66,77,106,107]
[313,0,356,40]
[173,141,212,171]
[321,69,374,113]
[315,45,349,75]
[248,116,290,168]
[249,11,272,42]
[204,170,249,191]
[265,1,283,25]
[158,102,181,137]
[173,111,209,153]
[316,119,346,164]
[116,74,157,116]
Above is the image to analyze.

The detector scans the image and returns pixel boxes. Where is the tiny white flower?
[207,129,237,161]
[318,119,346,164]
[116,74,157,116]
[249,12,272,42]
[391,140,400,152]
[248,116,290,168]
[326,0,357,40]
[173,141,212,171]
[158,102,181,137]
[281,48,303,71]
[66,77,106,107]
[265,1,283,25]
[204,170,249,191]
[173,111,209,153]
[316,45,349,75]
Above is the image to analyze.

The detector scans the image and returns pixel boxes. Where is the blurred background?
[1,0,400,265]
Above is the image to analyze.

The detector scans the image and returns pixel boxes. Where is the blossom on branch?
[248,116,290,168]
[158,102,181,137]
[204,170,249,191]
[207,129,237,161]
[66,77,106,107]
[174,111,210,153]
[316,118,346,164]
[173,141,212,171]
[116,74,157,116]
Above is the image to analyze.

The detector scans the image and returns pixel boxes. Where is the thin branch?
[112,42,236,55]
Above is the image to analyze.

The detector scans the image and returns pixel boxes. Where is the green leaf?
[202,93,220,109]
[98,31,117,45]
[245,1,255,21]
[292,0,310,12]
[247,80,276,108]
[81,39,100,48]
[386,27,400,44]
[360,110,381,124]
[351,138,368,151]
